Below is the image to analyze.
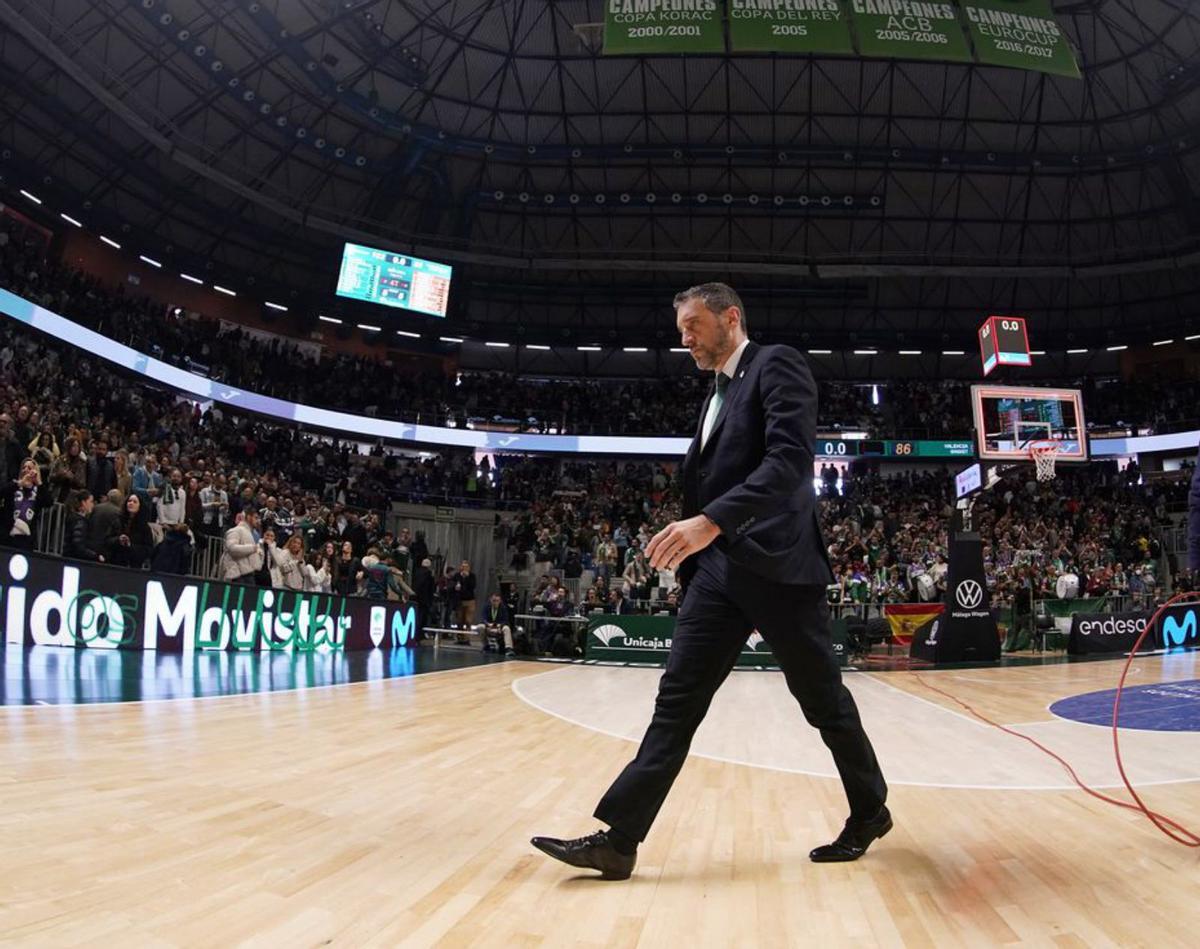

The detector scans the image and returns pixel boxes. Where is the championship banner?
[603,0,725,55]
[847,0,972,62]
[960,0,1080,78]
[883,602,944,645]
[0,548,418,652]
[729,0,854,54]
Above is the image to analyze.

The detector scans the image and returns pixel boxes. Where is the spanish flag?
[883,603,945,645]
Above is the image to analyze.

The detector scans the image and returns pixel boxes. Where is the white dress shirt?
[700,338,750,449]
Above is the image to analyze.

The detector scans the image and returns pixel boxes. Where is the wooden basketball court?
[2,652,1198,946]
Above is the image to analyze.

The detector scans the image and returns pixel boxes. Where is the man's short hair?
[71,489,92,510]
[673,282,747,331]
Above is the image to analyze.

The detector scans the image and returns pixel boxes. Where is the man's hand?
[646,515,721,571]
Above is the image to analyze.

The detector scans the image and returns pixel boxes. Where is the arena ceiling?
[1,0,1199,365]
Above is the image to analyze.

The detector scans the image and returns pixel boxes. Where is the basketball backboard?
[970,385,1088,463]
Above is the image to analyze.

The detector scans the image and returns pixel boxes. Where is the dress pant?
[594,545,887,842]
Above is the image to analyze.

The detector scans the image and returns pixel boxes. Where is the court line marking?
[1040,666,1200,719]
[855,671,995,730]
[0,653,509,709]
[510,666,1200,791]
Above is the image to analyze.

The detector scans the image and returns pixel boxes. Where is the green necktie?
[701,373,730,448]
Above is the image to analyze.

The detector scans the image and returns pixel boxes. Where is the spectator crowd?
[3,216,1199,440]
[0,213,1190,660]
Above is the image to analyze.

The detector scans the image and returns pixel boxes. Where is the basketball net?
[1029,441,1059,482]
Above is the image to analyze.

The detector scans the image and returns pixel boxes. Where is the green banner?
[585,614,847,666]
[603,0,725,54]
[960,0,1080,78]
[847,1,972,62]
[729,0,854,53]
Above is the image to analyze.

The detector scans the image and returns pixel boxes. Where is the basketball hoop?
[1029,441,1059,482]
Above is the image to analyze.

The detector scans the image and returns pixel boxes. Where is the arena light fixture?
[139,255,162,268]
[942,350,965,356]
[1187,334,1200,342]
[623,347,648,353]
[1106,344,1128,352]
[1067,348,1088,354]
[899,350,923,355]
[485,341,509,348]
[19,189,41,205]
[318,315,342,324]
[59,213,82,227]
[807,349,832,355]
[396,330,420,338]
[99,235,122,250]
[853,349,877,355]
[264,301,288,311]
[578,345,602,352]
[213,285,236,297]
[180,273,204,285]
[1153,339,1174,346]
[1030,350,1046,356]
[527,344,551,351]
[669,347,690,353]
[439,336,463,344]
[357,323,381,332]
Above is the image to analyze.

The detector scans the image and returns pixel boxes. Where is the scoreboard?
[979,315,1032,376]
[816,439,975,459]
[335,242,453,317]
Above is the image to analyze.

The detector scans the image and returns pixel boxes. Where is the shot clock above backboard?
[978,315,1032,376]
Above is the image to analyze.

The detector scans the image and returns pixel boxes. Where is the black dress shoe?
[809,806,893,863]
[530,831,637,880]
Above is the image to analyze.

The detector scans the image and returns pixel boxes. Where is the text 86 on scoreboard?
[817,439,975,459]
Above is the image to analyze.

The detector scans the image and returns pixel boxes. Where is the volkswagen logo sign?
[955,579,984,610]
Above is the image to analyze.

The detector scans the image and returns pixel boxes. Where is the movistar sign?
[1,550,416,652]
[1161,609,1198,648]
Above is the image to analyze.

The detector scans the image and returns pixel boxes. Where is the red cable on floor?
[913,590,1200,847]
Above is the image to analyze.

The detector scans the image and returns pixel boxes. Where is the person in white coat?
[268,533,307,592]
[304,550,332,593]
[221,510,264,584]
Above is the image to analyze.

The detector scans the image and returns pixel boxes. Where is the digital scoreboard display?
[979,315,1032,376]
[335,242,452,318]
[816,439,975,459]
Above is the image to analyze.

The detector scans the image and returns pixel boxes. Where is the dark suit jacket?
[85,457,117,501]
[481,601,512,627]
[412,565,435,606]
[679,341,834,588]
[87,500,123,555]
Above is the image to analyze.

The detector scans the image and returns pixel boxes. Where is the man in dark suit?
[474,591,514,655]
[532,283,889,879]
[411,557,436,641]
[87,488,124,562]
[85,440,117,502]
